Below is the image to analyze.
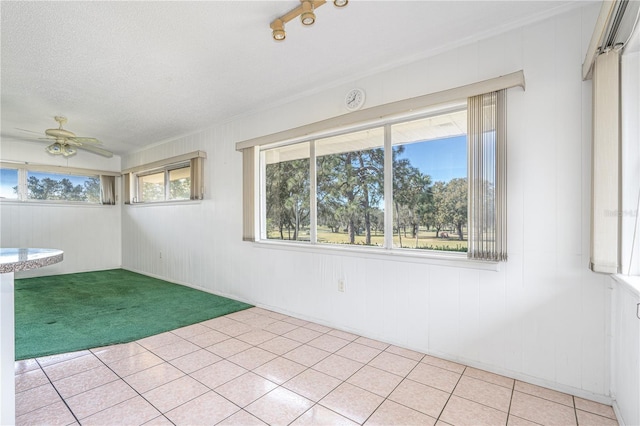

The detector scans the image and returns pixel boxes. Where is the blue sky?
[396,135,467,183]
[0,168,18,198]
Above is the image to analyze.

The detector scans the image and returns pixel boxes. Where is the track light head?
[333,0,348,7]
[270,18,286,41]
[300,1,315,26]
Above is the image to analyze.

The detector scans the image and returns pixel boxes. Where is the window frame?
[134,161,191,203]
[0,163,118,205]
[259,103,469,253]
[122,151,207,206]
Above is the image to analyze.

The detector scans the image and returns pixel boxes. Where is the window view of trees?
[139,172,165,202]
[25,172,100,202]
[316,129,384,245]
[138,165,191,202]
[169,167,191,200]
[391,110,468,252]
[265,158,310,240]
[262,109,469,253]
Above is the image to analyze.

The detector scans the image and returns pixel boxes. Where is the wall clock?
[345,88,365,111]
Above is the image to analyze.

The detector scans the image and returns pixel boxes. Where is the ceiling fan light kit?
[270,0,348,41]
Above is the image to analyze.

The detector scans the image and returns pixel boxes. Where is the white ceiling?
[1,1,582,157]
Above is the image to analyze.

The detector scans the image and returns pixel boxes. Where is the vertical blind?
[242,147,257,241]
[467,90,507,261]
[190,157,205,200]
[100,175,116,205]
[590,49,621,274]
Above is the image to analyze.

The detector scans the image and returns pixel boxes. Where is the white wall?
[121,5,615,400]
[0,140,122,277]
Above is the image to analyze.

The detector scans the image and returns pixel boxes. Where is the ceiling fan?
[28,116,113,158]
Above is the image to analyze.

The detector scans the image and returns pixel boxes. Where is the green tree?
[170,177,191,200]
[429,181,447,239]
[84,177,101,203]
[317,148,384,245]
[392,146,432,248]
[142,182,164,202]
[27,176,87,201]
[440,177,468,240]
[265,158,310,240]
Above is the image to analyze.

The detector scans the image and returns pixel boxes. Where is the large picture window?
[260,107,470,254]
[240,72,523,261]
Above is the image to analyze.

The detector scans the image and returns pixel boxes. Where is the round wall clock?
[345,88,365,111]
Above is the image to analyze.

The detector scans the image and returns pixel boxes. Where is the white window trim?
[254,239,500,271]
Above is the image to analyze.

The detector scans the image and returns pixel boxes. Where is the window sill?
[0,199,111,207]
[251,240,500,271]
[126,200,202,207]
[613,274,640,298]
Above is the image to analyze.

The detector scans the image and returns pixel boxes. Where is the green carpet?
[14,269,252,360]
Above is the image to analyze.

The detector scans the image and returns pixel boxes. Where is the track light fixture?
[270,0,348,41]
[270,19,286,41]
[300,1,315,26]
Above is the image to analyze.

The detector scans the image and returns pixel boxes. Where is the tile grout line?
[506,373,516,424]
[436,365,467,424]
[218,313,381,425]
[34,358,81,425]
[358,356,428,425]
[88,346,177,425]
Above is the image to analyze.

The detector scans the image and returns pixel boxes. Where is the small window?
[0,168,19,200]
[135,162,191,203]
[27,171,101,203]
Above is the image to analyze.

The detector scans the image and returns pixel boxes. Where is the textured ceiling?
[1,1,581,157]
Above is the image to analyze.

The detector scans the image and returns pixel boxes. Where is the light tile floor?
[15,307,619,426]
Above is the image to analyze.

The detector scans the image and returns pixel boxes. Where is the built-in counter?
[1,248,63,425]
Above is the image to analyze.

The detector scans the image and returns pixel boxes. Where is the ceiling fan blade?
[69,137,101,144]
[16,128,44,135]
[77,144,113,158]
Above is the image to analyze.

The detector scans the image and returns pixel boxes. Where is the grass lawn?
[268,227,467,252]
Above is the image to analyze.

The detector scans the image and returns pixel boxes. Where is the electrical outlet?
[338,279,345,292]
